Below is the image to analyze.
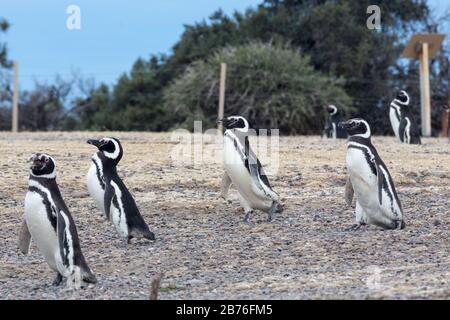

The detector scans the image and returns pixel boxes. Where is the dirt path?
[0,132,449,299]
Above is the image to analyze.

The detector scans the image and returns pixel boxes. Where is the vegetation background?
[0,0,449,135]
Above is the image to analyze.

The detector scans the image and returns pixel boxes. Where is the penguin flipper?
[220,172,232,199]
[344,177,354,206]
[376,164,385,206]
[245,136,278,200]
[398,118,406,143]
[103,180,114,221]
[18,219,32,255]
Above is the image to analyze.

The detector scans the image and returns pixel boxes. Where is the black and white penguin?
[389,90,421,144]
[218,116,283,222]
[322,105,348,139]
[86,137,155,244]
[339,119,405,230]
[22,153,97,287]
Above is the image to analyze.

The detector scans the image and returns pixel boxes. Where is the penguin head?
[87,137,123,163]
[338,118,371,139]
[395,90,410,105]
[217,116,249,132]
[326,105,338,115]
[30,153,56,178]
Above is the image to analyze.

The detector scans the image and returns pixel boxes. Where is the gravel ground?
[0,132,449,300]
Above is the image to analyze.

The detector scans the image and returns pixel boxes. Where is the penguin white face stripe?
[329,105,337,115]
[393,91,409,105]
[103,138,120,159]
[353,120,371,139]
[227,116,250,133]
[30,157,56,179]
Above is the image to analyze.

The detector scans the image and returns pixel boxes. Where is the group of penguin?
[324,90,422,144]
[19,138,154,287]
[17,89,435,288]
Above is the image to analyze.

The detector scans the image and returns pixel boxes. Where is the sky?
[1,0,448,91]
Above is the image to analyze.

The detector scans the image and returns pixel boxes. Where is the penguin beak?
[338,121,352,129]
[30,154,44,170]
[87,139,102,148]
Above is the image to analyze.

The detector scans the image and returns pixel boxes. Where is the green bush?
[163,43,352,134]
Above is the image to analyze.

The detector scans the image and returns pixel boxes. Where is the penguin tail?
[275,202,284,214]
[81,269,98,284]
[143,229,156,241]
[134,227,156,241]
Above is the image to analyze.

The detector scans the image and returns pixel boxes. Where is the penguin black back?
[87,137,155,243]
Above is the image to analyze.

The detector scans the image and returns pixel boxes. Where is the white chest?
[24,191,59,271]
[223,135,271,209]
[87,161,105,214]
[389,106,400,139]
[346,148,378,206]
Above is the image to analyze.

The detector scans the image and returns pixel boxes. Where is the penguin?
[86,137,155,244]
[389,90,421,144]
[22,153,97,287]
[339,119,405,230]
[217,116,283,222]
[322,105,348,139]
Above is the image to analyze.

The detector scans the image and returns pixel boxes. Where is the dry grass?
[0,132,449,299]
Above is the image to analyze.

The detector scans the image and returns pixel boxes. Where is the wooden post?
[12,60,19,133]
[442,103,449,137]
[419,42,431,137]
[217,63,226,134]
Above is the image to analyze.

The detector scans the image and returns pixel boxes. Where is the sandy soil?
[0,132,449,300]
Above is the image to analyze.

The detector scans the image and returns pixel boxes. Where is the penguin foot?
[243,211,253,222]
[275,202,284,214]
[395,220,406,230]
[122,239,130,249]
[52,273,63,286]
[220,196,232,204]
[346,223,366,231]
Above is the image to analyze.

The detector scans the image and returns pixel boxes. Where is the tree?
[83,0,435,134]
[0,17,11,68]
[164,43,352,134]
[54,1,447,134]
[0,17,12,129]
[18,76,73,131]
